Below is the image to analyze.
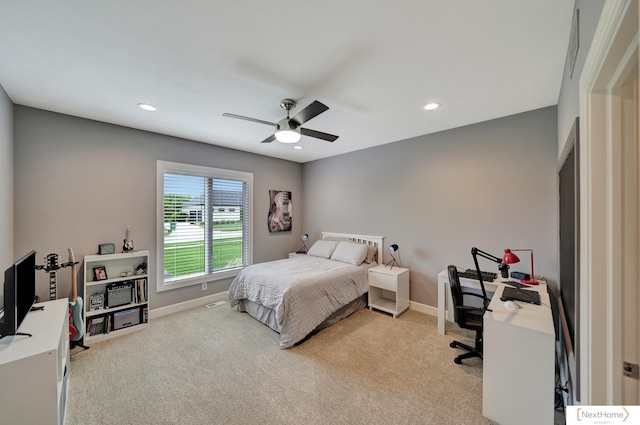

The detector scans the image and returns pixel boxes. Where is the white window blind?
[157,161,252,291]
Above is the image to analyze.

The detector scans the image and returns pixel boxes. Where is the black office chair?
[447,265,486,364]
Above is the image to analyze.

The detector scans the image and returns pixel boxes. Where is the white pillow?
[325,237,377,263]
[307,240,339,259]
[330,241,368,266]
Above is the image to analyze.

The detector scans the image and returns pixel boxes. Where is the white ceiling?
[0,1,574,163]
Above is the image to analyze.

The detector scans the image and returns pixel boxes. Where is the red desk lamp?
[502,249,537,285]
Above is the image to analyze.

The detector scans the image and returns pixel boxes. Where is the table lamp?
[386,244,401,269]
[296,233,309,254]
[502,248,537,285]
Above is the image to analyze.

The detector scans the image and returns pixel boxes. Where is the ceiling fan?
[223,99,339,144]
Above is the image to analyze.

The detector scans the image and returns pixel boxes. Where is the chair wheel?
[454,357,462,364]
[450,342,457,348]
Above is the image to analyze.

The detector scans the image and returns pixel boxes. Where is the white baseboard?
[150,291,228,319]
[149,292,437,320]
[409,300,437,317]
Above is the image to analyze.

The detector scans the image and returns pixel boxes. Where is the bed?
[228,232,384,348]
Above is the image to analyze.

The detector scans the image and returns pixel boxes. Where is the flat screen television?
[0,250,37,339]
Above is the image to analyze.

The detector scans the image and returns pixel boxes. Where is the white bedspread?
[228,255,371,348]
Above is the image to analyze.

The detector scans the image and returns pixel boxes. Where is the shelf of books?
[82,250,150,343]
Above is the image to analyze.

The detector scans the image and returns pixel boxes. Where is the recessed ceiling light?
[294,146,302,150]
[424,102,440,111]
[138,103,157,111]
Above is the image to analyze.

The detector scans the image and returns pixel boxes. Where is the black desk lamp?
[470,247,507,312]
[386,244,401,269]
[296,233,309,254]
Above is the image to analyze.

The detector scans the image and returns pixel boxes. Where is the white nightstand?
[367,264,410,318]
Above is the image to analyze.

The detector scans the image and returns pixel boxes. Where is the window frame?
[156,160,253,292]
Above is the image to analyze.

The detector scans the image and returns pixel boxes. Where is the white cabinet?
[367,265,410,318]
[0,299,70,425]
[82,250,150,343]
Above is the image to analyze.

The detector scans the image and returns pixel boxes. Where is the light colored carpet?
[65,305,560,425]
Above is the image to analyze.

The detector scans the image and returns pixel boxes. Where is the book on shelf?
[133,278,147,304]
[86,315,109,336]
[143,278,147,302]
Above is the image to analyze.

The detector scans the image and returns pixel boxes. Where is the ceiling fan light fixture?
[223,99,337,144]
[275,118,301,143]
[275,129,301,143]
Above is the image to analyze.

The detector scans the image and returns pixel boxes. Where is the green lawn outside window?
[164,237,242,277]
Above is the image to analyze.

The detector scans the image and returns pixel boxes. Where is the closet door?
[559,117,579,402]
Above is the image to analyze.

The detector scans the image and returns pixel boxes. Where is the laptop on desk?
[500,286,541,305]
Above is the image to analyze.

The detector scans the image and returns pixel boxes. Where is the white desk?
[482,283,555,425]
[437,269,500,334]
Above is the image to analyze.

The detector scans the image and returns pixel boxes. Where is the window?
[156,161,253,292]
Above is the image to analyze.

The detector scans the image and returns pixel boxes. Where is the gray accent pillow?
[364,245,378,264]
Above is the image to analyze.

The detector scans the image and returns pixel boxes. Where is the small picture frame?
[89,293,105,311]
[93,266,108,281]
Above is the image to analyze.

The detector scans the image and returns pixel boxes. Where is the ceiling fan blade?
[222,113,277,127]
[290,100,329,126]
[300,128,339,142]
[260,134,276,144]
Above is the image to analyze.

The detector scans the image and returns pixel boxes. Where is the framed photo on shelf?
[93,266,108,281]
[89,293,105,311]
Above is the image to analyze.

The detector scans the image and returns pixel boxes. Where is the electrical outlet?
[202,282,207,291]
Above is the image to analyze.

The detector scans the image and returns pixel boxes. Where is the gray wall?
[0,84,13,308]
[13,106,303,309]
[554,1,605,403]
[557,1,605,155]
[303,107,559,307]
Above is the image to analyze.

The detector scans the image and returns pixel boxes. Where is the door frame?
[579,0,639,404]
